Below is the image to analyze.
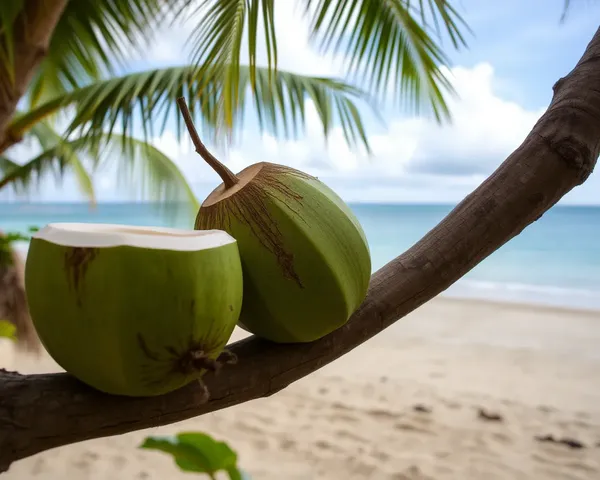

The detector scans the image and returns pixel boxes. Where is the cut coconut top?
[33,223,237,251]
[202,162,265,207]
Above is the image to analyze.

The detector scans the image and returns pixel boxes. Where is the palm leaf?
[302,0,471,121]
[27,121,97,205]
[0,154,19,175]
[0,132,199,210]
[25,0,195,108]
[411,0,472,49]
[8,65,375,154]
[94,134,200,211]
[182,0,470,124]
[0,0,25,84]
[186,0,279,134]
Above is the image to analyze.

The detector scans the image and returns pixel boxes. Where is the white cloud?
[187,62,546,182]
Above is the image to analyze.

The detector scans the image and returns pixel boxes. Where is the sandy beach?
[2,296,600,479]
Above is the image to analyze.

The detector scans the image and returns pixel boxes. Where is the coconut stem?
[183,349,238,374]
[176,97,239,189]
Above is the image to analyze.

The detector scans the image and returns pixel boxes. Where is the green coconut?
[176,99,370,344]
[24,223,243,397]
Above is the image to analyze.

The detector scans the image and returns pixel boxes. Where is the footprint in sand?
[335,428,366,444]
[571,419,592,429]
[31,458,46,476]
[394,421,433,435]
[413,404,432,414]
[537,405,555,414]
[442,400,461,410]
[366,408,399,420]
[279,437,297,451]
[252,438,269,450]
[535,465,588,480]
[566,461,598,475]
[112,455,127,468]
[252,414,275,426]
[315,439,344,453]
[434,451,451,459]
[393,465,434,480]
[330,412,358,423]
[331,401,353,412]
[233,420,264,436]
[477,408,504,422]
[370,449,390,461]
[71,450,99,470]
[490,431,512,445]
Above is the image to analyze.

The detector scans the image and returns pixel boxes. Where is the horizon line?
[1,200,600,208]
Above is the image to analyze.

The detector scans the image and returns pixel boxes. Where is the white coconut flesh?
[33,222,236,251]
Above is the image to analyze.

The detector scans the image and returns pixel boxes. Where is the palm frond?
[96,134,200,210]
[411,0,472,48]
[0,132,199,210]
[8,64,375,154]
[302,0,471,121]
[182,0,470,123]
[25,0,194,108]
[186,0,279,133]
[27,121,97,204]
[0,1,25,84]
[0,155,19,175]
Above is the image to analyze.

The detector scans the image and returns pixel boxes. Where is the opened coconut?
[25,223,243,397]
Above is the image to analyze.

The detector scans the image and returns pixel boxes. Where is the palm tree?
[0,231,41,353]
[0,0,470,350]
[0,1,470,202]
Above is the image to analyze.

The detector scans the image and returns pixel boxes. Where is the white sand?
[2,297,600,479]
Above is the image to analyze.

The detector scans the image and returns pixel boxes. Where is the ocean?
[2,202,599,311]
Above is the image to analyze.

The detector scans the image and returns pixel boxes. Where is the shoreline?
[11,239,600,314]
[436,293,600,315]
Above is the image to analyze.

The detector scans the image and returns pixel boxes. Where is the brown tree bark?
[1,25,599,476]
[0,236,41,353]
[0,0,68,154]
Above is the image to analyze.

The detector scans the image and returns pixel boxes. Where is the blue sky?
[2,0,600,205]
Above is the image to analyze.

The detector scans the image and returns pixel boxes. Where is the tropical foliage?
[0,0,470,205]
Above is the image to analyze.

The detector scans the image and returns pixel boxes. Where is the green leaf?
[302,0,471,122]
[0,154,19,175]
[0,229,34,267]
[24,0,195,108]
[186,0,279,136]
[0,131,199,210]
[182,0,471,124]
[140,432,244,480]
[27,121,97,205]
[0,1,25,84]
[8,64,374,153]
[0,320,16,341]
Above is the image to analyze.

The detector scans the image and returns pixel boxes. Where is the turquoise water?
[2,202,599,310]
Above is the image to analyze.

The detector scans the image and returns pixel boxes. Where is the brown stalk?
[176,97,239,189]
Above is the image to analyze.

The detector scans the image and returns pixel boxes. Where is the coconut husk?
[0,233,42,354]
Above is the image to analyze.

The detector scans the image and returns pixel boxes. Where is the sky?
[3,0,600,205]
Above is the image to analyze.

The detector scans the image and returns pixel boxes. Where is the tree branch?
[0,0,68,154]
[1,26,599,475]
